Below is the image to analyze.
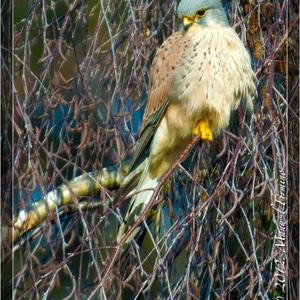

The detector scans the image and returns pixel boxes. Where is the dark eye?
[196,9,206,17]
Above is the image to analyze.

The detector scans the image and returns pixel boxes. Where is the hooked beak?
[182,16,194,30]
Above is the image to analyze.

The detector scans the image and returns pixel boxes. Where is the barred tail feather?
[117,161,159,245]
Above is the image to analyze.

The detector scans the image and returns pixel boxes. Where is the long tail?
[117,160,159,245]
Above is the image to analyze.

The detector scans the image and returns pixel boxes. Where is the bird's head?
[177,0,229,31]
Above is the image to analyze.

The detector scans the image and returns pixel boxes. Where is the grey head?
[177,0,229,29]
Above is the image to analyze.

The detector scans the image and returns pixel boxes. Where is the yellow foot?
[193,120,213,141]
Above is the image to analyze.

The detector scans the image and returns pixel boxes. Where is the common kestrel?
[115,0,256,244]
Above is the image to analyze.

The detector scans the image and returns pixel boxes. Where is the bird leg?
[193,120,213,141]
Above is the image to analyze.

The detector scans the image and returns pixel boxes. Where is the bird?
[114,0,256,245]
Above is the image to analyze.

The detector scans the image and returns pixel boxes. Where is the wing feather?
[128,31,185,173]
[115,31,185,201]
[141,31,185,130]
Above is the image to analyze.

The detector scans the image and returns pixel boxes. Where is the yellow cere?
[182,16,195,27]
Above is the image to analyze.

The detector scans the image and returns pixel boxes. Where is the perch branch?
[11,165,129,243]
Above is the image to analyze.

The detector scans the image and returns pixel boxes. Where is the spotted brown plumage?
[115,0,257,245]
